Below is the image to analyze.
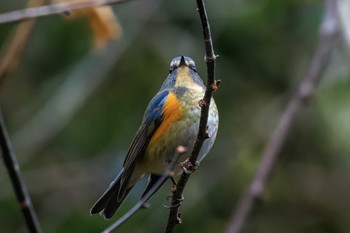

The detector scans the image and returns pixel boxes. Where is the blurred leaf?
[55,0,122,49]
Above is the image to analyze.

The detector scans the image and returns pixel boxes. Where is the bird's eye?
[169,65,176,73]
[169,59,181,73]
[186,59,197,72]
[189,64,197,72]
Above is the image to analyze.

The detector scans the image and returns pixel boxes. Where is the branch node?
[171,184,177,193]
[204,54,217,63]
[211,80,221,92]
[181,160,199,174]
[176,212,183,224]
[198,99,207,107]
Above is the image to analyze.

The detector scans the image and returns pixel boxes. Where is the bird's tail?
[90,169,133,219]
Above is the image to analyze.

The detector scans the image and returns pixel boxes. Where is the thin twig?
[0,110,42,233]
[164,0,217,233]
[225,1,340,233]
[0,0,133,25]
[101,146,186,233]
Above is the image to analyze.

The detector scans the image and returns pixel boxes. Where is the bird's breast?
[143,86,218,175]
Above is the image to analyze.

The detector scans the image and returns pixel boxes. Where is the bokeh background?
[1,0,350,233]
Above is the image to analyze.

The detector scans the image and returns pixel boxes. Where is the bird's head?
[161,56,205,89]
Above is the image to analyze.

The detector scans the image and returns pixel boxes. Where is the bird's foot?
[181,160,200,174]
[162,194,184,209]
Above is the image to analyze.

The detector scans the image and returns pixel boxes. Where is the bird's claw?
[163,194,184,208]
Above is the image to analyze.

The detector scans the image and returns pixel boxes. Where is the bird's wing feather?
[118,89,170,199]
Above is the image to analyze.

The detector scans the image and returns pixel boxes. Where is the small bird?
[90,56,219,219]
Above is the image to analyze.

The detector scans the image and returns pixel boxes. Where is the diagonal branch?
[101,146,186,233]
[164,0,218,233]
[225,1,340,233]
[0,0,133,25]
[0,110,42,233]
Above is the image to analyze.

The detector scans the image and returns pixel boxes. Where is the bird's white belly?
[144,98,218,175]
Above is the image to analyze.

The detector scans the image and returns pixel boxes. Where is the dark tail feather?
[141,174,168,201]
[101,186,133,219]
[90,169,131,218]
[103,175,168,218]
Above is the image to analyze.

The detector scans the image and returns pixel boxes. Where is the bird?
[90,56,219,219]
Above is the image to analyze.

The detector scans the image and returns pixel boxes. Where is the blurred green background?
[1,0,350,233]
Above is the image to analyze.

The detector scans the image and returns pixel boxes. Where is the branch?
[225,1,340,233]
[0,0,133,25]
[164,0,218,233]
[0,110,42,233]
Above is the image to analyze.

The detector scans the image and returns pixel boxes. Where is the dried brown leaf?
[55,0,122,49]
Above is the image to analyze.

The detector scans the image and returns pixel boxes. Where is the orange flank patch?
[149,92,183,145]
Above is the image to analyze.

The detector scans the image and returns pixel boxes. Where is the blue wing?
[119,89,170,192]
[91,89,177,218]
[143,89,169,122]
[91,89,171,218]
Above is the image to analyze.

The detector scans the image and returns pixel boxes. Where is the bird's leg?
[163,177,185,209]
[170,177,177,185]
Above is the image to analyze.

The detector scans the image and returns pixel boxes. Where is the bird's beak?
[179,56,187,67]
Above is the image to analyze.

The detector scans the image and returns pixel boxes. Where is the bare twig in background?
[164,0,218,232]
[0,111,42,233]
[0,0,44,87]
[0,0,133,25]
[226,1,340,233]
